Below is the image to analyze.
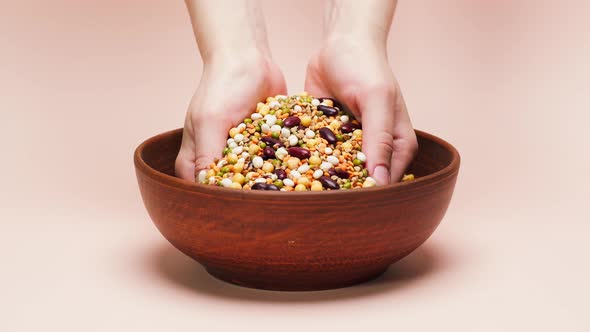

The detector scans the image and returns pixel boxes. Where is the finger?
[389,92,418,182]
[268,70,288,97]
[175,153,197,181]
[193,120,229,173]
[304,66,331,98]
[175,127,197,181]
[359,91,396,185]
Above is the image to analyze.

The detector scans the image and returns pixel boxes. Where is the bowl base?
[204,265,390,292]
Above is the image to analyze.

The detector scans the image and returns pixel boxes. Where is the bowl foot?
[204,265,390,292]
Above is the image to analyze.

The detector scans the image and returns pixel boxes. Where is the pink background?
[1,0,589,331]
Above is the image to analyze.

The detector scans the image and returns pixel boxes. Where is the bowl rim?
[134,128,460,197]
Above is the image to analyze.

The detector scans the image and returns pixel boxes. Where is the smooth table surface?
[1,1,589,331]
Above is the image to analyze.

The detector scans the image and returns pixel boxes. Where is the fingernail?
[373,166,390,186]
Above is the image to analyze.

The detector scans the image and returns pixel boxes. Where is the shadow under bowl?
[134,128,460,291]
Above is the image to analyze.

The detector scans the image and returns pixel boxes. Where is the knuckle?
[374,131,395,157]
[395,134,419,159]
[407,134,419,155]
[194,157,211,172]
[364,82,396,99]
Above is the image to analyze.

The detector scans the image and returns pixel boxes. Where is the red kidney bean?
[251,183,268,190]
[319,176,340,190]
[340,122,354,133]
[288,147,311,159]
[261,136,284,147]
[341,121,361,133]
[319,127,337,145]
[274,169,287,180]
[283,116,300,127]
[329,168,350,179]
[266,184,280,191]
[317,104,339,117]
[263,146,276,159]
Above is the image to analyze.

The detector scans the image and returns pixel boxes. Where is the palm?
[304,43,417,184]
[176,58,286,181]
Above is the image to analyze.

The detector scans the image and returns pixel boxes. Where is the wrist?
[188,0,272,65]
[322,34,387,58]
[202,45,270,67]
[323,0,394,51]
[203,48,274,82]
[324,25,388,50]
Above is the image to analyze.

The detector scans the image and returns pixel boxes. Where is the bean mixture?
[197,93,412,191]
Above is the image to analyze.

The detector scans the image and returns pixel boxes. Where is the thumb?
[359,93,396,185]
[193,120,229,175]
[175,128,197,181]
[175,112,238,182]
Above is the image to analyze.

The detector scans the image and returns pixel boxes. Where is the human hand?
[175,52,286,181]
[305,40,417,185]
[305,0,417,185]
[176,0,287,181]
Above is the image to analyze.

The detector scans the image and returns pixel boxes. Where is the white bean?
[232,146,243,155]
[265,114,277,126]
[313,169,324,179]
[320,162,332,171]
[281,127,291,138]
[275,147,288,160]
[252,156,264,168]
[261,123,270,133]
[327,155,339,165]
[297,164,310,173]
[233,134,244,143]
[288,135,299,146]
[356,151,366,162]
[283,178,295,187]
[362,177,377,188]
[290,170,301,180]
[197,170,207,183]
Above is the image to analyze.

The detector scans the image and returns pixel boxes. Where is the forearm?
[324,0,397,46]
[185,0,271,64]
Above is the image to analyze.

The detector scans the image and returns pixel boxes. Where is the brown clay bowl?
[134,128,460,291]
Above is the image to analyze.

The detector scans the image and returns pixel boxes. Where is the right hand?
[305,38,418,185]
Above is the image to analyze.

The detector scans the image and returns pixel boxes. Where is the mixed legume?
[197,93,413,191]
